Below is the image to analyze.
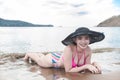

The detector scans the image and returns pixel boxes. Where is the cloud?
[71,3,85,8]
[48,1,66,6]
[0,0,120,27]
[76,11,89,16]
[0,1,3,5]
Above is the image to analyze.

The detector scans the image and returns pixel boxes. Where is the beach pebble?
[0,61,6,65]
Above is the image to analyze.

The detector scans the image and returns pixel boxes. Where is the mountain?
[0,18,53,27]
[97,15,120,27]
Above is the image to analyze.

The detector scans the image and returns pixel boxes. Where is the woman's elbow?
[65,68,72,72]
[65,69,70,72]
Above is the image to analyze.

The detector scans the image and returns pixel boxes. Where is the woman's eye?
[85,37,89,40]
[77,36,89,40]
[77,36,82,40]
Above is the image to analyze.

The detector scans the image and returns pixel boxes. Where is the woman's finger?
[95,65,101,73]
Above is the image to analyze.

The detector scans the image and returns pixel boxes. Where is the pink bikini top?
[72,49,86,68]
[62,48,86,68]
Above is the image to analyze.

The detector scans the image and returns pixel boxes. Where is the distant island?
[97,15,120,27]
[0,18,53,27]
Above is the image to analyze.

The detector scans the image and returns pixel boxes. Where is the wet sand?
[0,62,120,80]
[0,48,120,80]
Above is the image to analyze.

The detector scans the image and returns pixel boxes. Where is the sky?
[0,0,120,27]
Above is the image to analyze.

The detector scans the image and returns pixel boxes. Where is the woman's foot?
[23,53,29,61]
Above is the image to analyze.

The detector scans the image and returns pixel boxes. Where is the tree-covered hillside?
[0,18,53,27]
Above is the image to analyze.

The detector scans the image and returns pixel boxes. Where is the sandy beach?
[0,48,120,80]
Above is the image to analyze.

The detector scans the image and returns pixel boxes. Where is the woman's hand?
[92,62,101,74]
[84,64,100,74]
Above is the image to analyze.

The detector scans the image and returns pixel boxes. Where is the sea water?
[0,27,120,53]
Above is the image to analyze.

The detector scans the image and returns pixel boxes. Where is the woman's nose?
[81,39,86,43]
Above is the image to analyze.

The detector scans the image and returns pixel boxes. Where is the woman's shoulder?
[64,44,76,51]
[63,45,76,55]
[86,46,91,51]
[85,46,92,55]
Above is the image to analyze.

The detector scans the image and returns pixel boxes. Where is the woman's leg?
[24,53,53,68]
[23,53,43,62]
[37,53,53,67]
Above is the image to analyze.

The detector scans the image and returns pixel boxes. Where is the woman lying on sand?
[24,27,105,74]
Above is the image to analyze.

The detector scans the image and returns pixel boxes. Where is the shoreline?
[0,47,120,56]
[0,47,120,64]
[92,47,120,53]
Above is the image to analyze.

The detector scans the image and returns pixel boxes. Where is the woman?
[24,27,105,73]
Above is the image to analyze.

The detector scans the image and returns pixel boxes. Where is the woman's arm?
[85,47,101,73]
[63,46,73,72]
[85,47,92,64]
[66,64,99,73]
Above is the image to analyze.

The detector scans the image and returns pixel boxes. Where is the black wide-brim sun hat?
[62,27,105,46]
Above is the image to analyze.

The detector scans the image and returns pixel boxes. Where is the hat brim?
[62,31,105,46]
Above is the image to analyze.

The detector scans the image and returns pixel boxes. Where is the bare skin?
[24,53,53,67]
[24,35,101,73]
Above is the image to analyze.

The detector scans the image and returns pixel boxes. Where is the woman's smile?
[78,43,88,49]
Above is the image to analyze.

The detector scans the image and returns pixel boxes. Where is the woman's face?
[75,35,90,49]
